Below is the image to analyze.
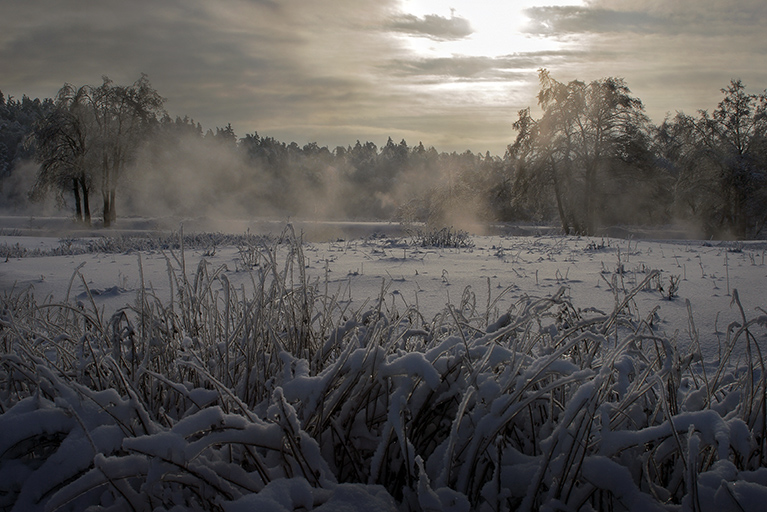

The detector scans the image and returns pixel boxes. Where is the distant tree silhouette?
[0,91,53,206]
[214,123,237,147]
[508,69,663,234]
[5,73,767,238]
[695,80,767,237]
[30,84,93,222]
[29,75,164,226]
[91,75,164,226]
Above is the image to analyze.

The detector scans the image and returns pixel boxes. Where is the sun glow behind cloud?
[397,0,585,59]
[382,0,589,150]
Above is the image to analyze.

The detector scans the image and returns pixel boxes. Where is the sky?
[2,0,766,155]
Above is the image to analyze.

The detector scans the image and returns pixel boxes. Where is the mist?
[0,160,61,218]
[4,72,766,241]
[117,127,506,237]
[17,119,746,241]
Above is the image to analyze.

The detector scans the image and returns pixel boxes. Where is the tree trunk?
[102,188,117,227]
[73,178,83,222]
[733,194,747,239]
[584,164,598,236]
[81,179,91,225]
[562,157,584,235]
[103,190,112,228]
[550,160,570,235]
[108,188,116,224]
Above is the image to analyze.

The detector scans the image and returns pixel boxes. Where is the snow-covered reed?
[1,229,766,511]
[1,230,272,260]
[409,226,475,249]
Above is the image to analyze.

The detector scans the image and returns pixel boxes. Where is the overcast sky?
[2,0,766,154]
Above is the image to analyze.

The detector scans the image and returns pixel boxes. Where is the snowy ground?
[2,218,765,363]
[2,217,767,511]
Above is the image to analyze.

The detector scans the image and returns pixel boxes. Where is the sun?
[398,0,584,58]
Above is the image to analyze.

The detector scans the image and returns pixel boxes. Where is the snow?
[1,217,767,511]
[224,478,398,512]
[3,224,764,363]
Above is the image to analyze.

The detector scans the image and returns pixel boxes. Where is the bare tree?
[89,75,164,226]
[31,75,163,226]
[30,84,93,223]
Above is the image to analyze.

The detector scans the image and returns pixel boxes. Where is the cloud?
[385,52,585,81]
[388,56,501,79]
[2,0,766,157]
[522,6,670,35]
[524,0,767,36]
[521,0,767,126]
[388,13,473,40]
[0,0,412,146]
[0,0,299,96]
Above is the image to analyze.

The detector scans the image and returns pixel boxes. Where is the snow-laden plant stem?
[1,229,766,511]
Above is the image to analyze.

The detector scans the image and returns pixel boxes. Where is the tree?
[214,123,237,147]
[1,91,53,194]
[653,114,715,230]
[88,74,164,226]
[693,80,767,237]
[509,70,657,234]
[507,107,564,226]
[30,75,164,226]
[30,84,93,222]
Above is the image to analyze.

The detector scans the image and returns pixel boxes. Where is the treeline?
[0,92,54,208]
[509,71,767,239]
[1,70,766,238]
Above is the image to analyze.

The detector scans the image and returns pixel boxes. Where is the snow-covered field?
[1,218,766,511]
[3,220,765,360]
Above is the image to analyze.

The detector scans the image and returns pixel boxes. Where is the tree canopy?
[28,75,164,226]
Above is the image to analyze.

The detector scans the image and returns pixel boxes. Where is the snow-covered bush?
[1,231,766,511]
[410,226,474,248]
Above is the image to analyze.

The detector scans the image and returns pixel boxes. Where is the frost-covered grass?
[1,230,767,511]
[408,226,475,249]
[0,230,272,260]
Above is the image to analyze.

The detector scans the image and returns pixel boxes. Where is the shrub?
[410,226,474,248]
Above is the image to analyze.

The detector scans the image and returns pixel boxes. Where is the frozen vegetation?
[1,224,767,511]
